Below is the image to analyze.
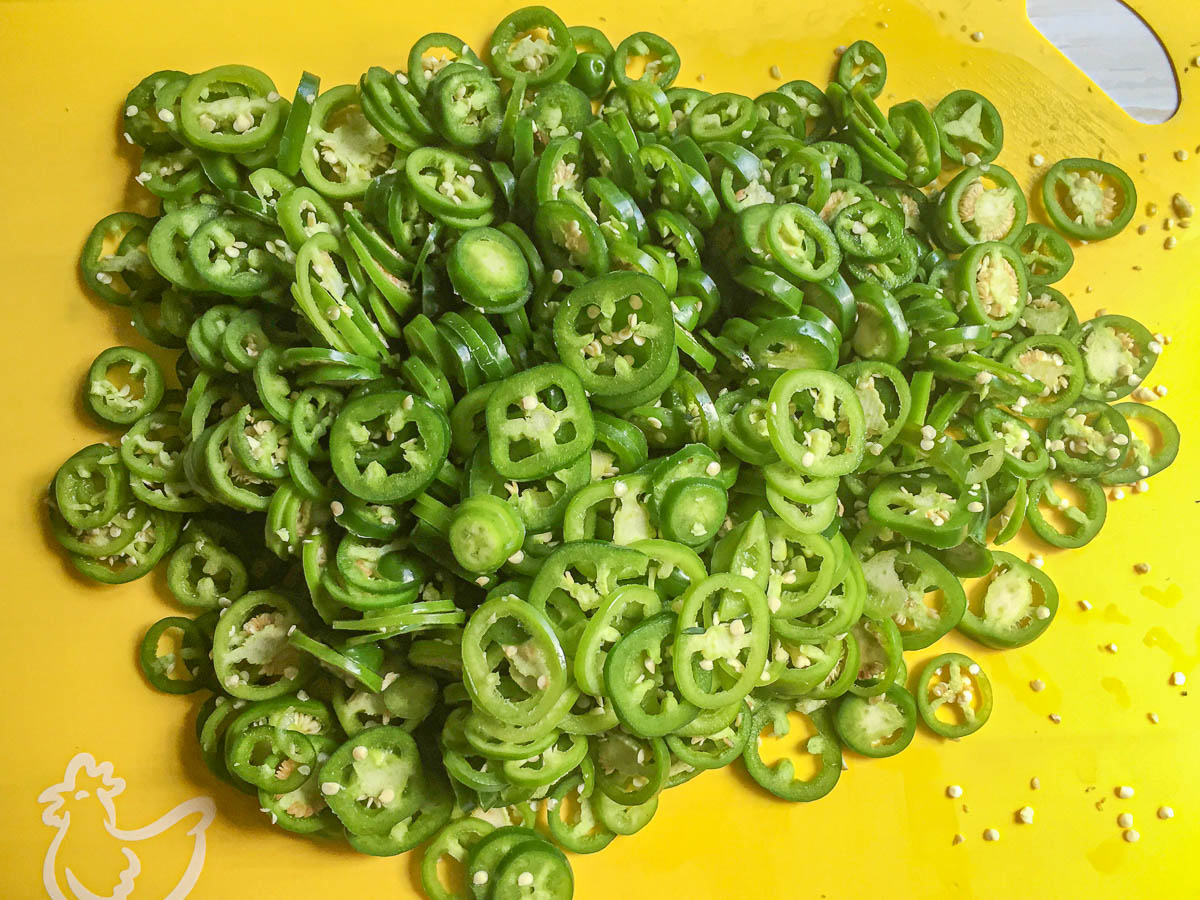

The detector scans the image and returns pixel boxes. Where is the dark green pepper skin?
[570,52,611,98]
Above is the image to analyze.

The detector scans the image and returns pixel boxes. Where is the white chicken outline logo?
[38,752,215,900]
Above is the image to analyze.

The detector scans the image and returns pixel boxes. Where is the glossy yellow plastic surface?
[1,0,1198,897]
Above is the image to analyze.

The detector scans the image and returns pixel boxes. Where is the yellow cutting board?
[1,0,1197,897]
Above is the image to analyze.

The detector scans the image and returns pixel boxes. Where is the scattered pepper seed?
[1148,712,1159,724]
[1172,193,1194,218]
[1158,806,1174,820]
[1030,153,1045,167]
[970,31,984,41]
[1030,777,1041,790]
[983,828,999,841]
[1123,829,1140,843]
[1017,807,1034,824]
[1030,679,1046,692]
[1079,600,1093,611]
[1164,235,1178,250]
[1170,672,1186,686]
[1134,562,1151,574]
[1138,224,1149,235]
[952,833,965,845]
[1117,786,1135,799]
[946,784,963,798]
[1139,152,1149,162]
[769,64,781,79]
[1175,150,1189,161]
[1049,713,1062,724]
[1106,643,1119,654]
[1154,384,1168,397]
[1118,812,1134,827]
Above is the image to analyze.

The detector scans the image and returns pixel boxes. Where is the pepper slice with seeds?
[974,405,1050,479]
[330,390,450,503]
[767,369,866,477]
[462,595,569,728]
[605,611,697,736]
[672,573,770,709]
[1045,399,1132,477]
[1100,403,1180,486]
[958,551,1059,648]
[528,540,649,653]
[1041,157,1136,241]
[953,240,1028,331]
[552,271,676,400]
[318,725,425,835]
[212,591,312,699]
[867,474,973,549]
[484,363,594,481]
[1076,314,1159,402]
[935,163,1026,251]
[1002,334,1085,418]
[860,546,966,650]
[834,684,917,757]
[915,652,993,737]
[180,65,284,154]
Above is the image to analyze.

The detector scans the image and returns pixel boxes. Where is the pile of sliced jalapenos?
[55,9,1179,897]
